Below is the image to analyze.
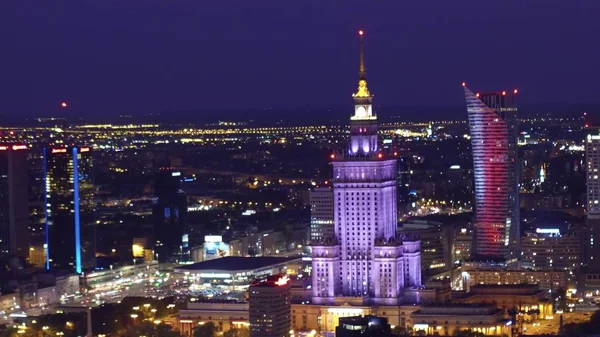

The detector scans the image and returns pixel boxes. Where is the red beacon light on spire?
[61,102,68,108]
[475,93,480,98]
[502,91,506,96]
[514,89,518,94]
[461,82,466,87]
[358,30,364,36]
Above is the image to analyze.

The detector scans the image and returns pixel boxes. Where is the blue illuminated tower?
[44,146,94,273]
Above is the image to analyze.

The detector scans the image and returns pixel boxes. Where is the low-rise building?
[178,301,250,336]
[462,269,568,292]
[411,304,511,336]
[454,284,553,320]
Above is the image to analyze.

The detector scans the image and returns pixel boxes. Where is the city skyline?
[1,1,600,118]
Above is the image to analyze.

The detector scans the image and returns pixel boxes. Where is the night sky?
[2,1,600,119]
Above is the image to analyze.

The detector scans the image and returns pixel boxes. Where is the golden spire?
[359,30,365,80]
[354,30,371,98]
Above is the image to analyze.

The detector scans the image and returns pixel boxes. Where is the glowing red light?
[476,93,480,98]
[377,153,383,159]
[0,146,7,151]
[51,148,67,154]
[61,102,68,108]
[324,181,328,185]
[461,82,466,87]
[502,91,506,96]
[330,154,335,159]
[358,30,364,36]
[585,124,589,128]
[12,145,27,151]
[394,152,398,156]
[275,275,290,286]
[514,89,518,94]
[9,131,14,136]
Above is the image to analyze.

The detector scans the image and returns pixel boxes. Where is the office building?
[586,132,600,266]
[453,227,474,264]
[521,228,580,271]
[44,146,95,273]
[463,85,520,261]
[0,145,29,258]
[399,220,452,272]
[397,153,411,204]
[311,31,421,306]
[335,315,391,337]
[309,187,334,243]
[152,169,189,263]
[249,275,291,337]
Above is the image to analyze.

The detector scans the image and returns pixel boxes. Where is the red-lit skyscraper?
[464,86,520,261]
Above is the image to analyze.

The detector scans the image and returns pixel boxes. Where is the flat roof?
[175,256,300,273]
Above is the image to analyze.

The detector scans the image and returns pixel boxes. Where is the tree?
[193,322,217,337]
[123,322,182,337]
[223,327,250,337]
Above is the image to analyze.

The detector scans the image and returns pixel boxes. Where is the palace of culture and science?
[310,31,422,307]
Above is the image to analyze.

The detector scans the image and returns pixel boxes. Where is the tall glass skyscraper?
[44,146,95,273]
[464,85,520,261]
[0,145,29,259]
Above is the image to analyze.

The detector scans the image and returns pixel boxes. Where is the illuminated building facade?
[586,132,600,265]
[153,169,189,263]
[521,228,580,271]
[463,86,520,260]
[249,275,291,337]
[0,145,29,258]
[309,187,334,243]
[311,31,421,306]
[44,146,95,273]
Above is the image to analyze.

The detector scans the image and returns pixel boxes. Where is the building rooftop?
[175,256,299,272]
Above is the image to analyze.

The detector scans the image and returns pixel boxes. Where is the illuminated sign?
[536,228,560,235]
[52,148,67,154]
[12,145,27,150]
[205,235,222,243]
[450,165,460,170]
[172,171,181,177]
[0,146,7,150]
[413,324,429,330]
[80,147,90,153]
[199,273,231,278]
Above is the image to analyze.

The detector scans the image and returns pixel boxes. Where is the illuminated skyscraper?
[586,130,600,264]
[249,275,291,337]
[311,31,421,306]
[44,146,95,273]
[463,86,520,260]
[153,169,189,263]
[0,145,29,259]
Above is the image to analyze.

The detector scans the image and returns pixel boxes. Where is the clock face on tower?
[355,105,367,118]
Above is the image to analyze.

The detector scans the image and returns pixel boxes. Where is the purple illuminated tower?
[311,31,421,306]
